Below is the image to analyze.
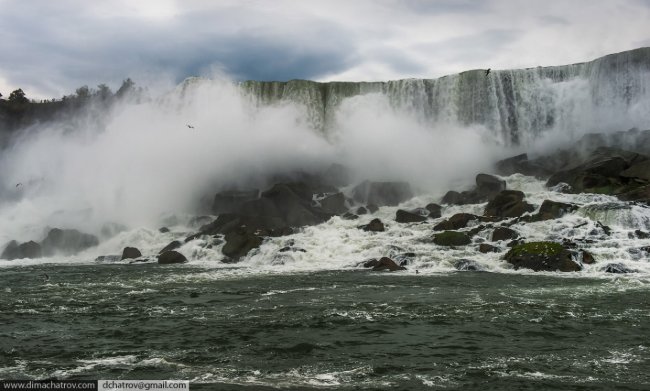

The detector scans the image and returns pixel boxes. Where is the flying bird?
[16,183,22,188]
[485,68,491,76]
[186,124,195,129]
[41,273,50,283]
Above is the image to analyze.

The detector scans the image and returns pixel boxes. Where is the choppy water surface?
[1,265,649,390]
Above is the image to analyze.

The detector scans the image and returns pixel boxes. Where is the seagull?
[485,68,491,76]
[16,183,22,188]
[186,124,195,129]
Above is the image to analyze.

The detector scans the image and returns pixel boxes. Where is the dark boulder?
[454,259,484,271]
[534,200,577,221]
[492,227,518,241]
[352,181,413,206]
[366,204,379,213]
[478,243,500,253]
[434,213,478,231]
[319,192,347,214]
[222,228,264,260]
[356,206,368,215]
[546,147,649,195]
[120,247,142,260]
[342,212,359,220]
[425,203,442,218]
[159,240,182,254]
[476,173,506,199]
[360,218,385,232]
[441,190,464,205]
[1,240,42,260]
[41,228,99,256]
[505,242,581,272]
[433,231,471,246]
[496,153,552,177]
[579,249,595,265]
[395,209,427,223]
[602,263,637,273]
[371,257,406,271]
[635,229,650,239]
[212,189,260,215]
[157,250,187,264]
[484,190,535,218]
[261,183,326,227]
[158,227,170,233]
[620,160,650,181]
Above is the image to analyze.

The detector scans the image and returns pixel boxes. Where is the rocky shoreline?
[3,128,650,274]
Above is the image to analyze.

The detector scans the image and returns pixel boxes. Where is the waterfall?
[237,47,650,145]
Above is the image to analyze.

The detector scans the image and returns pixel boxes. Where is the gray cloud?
[0,0,649,98]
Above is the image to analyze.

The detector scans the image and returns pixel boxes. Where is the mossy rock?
[433,231,471,246]
[508,242,564,257]
[505,241,581,272]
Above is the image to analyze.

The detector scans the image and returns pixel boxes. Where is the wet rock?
[602,263,637,273]
[360,218,385,232]
[158,227,170,233]
[394,252,416,266]
[279,246,306,253]
[222,228,264,259]
[579,249,596,265]
[41,228,99,256]
[479,243,500,253]
[366,204,379,213]
[454,259,485,271]
[120,247,142,260]
[395,209,428,223]
[319,192,347,215]
[159,240,182,254]
[433,213,479,231]
[433,231,471,246]
[352,181,413,206]
[635,229,650,239]
[1,240,42,260]
[157,250,187,264]
[371,257,406,271]
[476,173,506,199]
[534,200,578,221]
[342,212,359,220]
[492,227,518,241]
[94,255,120,262]
[505,242,581,272]
[356,206,368,215]
[425,203,442,218]
[620,160,650,181]
[362,258,380,268]
[496,153,552,177]
[212,189,259,215]
[484,190,535,218]
[441,190,464,205]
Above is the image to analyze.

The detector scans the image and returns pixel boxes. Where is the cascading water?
[240,47,650,145]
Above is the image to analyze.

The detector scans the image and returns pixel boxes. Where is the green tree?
[116,78,135,98]
[95,83,112,101]
[8,88,28,104]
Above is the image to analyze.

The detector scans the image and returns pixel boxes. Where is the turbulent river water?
[1,266,649,390]
[2,48,650,389]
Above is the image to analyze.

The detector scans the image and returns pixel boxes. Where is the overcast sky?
[1,0,649,99]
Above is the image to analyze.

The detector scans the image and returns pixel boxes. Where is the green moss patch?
[507,241,564,257]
